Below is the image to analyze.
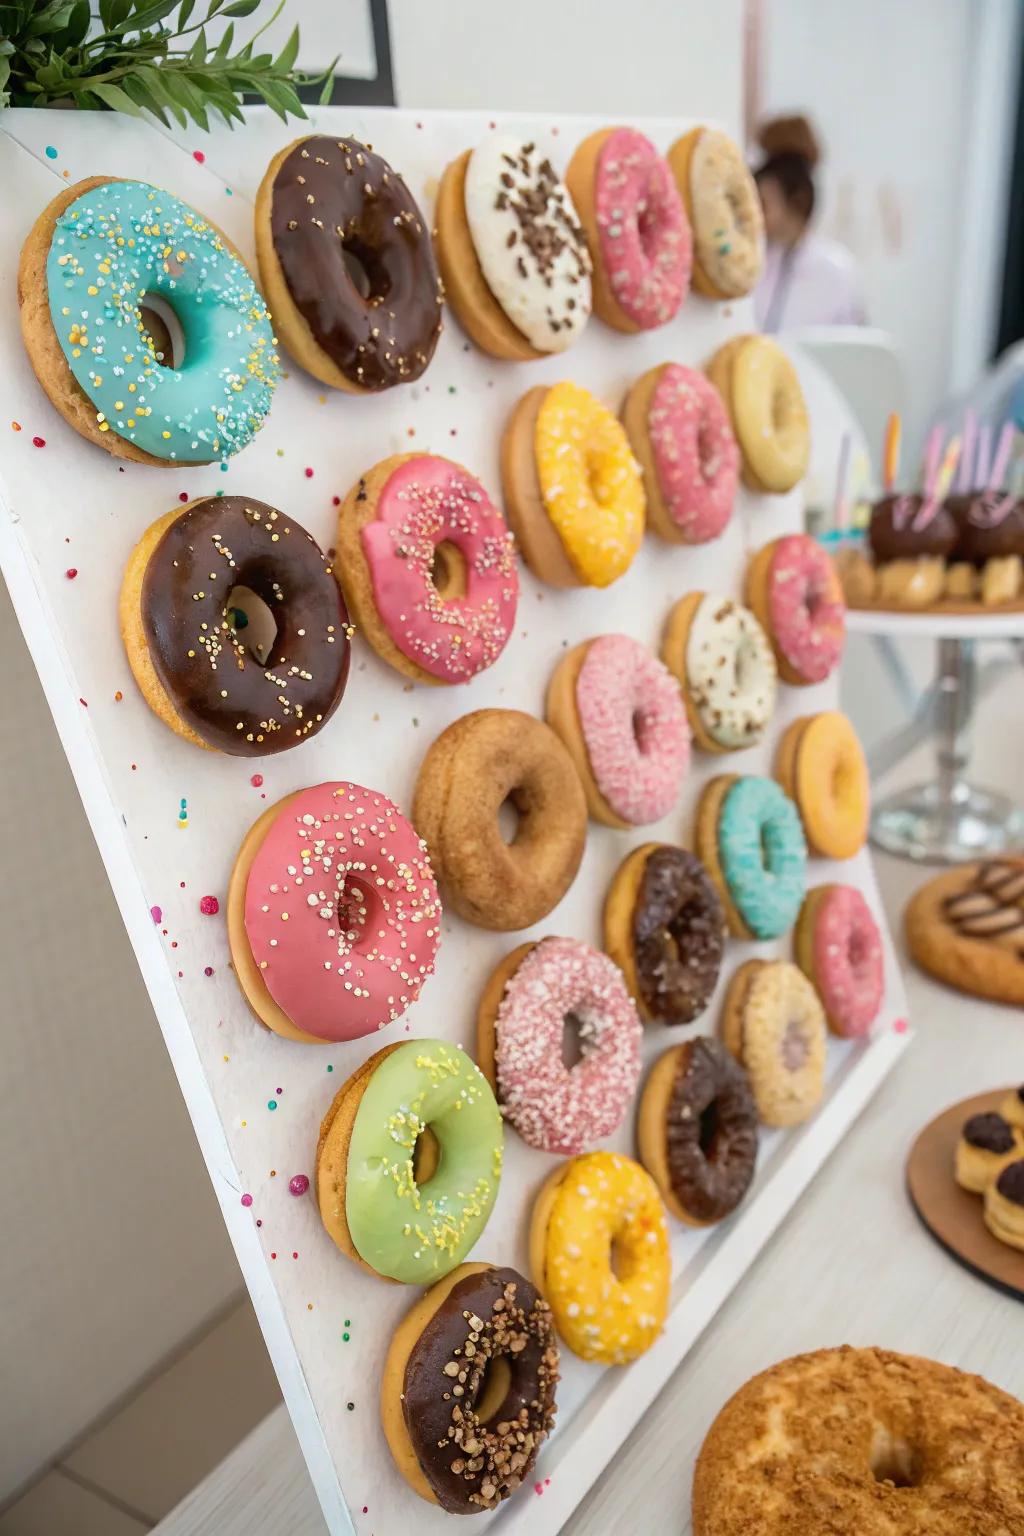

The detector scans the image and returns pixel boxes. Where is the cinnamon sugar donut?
[693,1346,1024,1535]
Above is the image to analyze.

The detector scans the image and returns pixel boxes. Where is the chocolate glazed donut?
[140,496,350,754]
[664,1038,758,1222]
[269,136,443,391]
[401,1267,559,1514]
[634,848,726,1024]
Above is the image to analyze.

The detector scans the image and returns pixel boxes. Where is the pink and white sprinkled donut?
[797,884,883,1039]
[625,362,739,544]
[547,634,691,828]
[339,453,519,685]
[479,937,643,1155]
[746,533,846,686]
[230,781,441,1043]
[567,126,691,333]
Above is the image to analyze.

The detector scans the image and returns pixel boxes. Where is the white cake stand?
[847,607,1024,862]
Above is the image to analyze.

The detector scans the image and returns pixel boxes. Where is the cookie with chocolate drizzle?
[905,858,1024,1007]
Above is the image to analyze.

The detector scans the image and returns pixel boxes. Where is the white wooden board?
[0,106,910,1536]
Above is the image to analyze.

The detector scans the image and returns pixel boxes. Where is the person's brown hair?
[754,114,820,225]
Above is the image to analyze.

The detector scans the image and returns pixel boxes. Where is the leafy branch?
[0,0,337,129]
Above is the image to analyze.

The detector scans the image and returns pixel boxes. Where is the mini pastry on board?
[1000,1085,1024,1129]
[316,1039,502,1283]
[621,363,738,545]
[565,126,691,332]
[226,781,439,1044]
[954,1112,1022,1194]
[904,858,1024,1008]
[661,593,777,754]
[412,708,587,931]
[795,885,884,1039]
[775,710,869,861]
[946,490,1024,567]
[500,380,645,588]
[335,453,518,686]
[667,126,764,299]
[745,533,846,686]
[695,775,807,941]
[706,334,810,494]
[434,134,592,359]
[529,1150,670,1364]
[119,496,350,756]
[637,1037,758,1226]
[254,134,442,391]
[603,844,725,1026]
[545,634,691,828]
[381,1262,558,1513]
[720,959,826,1127]
[19,177,277,463]
[983,1157,1024,1250]
[692,1347,1024,1535]
[475,937,642,1155]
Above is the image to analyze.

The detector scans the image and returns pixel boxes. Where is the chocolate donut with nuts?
[382,1263,559,1513]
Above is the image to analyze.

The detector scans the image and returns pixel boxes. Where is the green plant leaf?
[120,0,182,31]
[178,0,195,25]
[212,20,234,58]
[26,1,77,36]
[187,25,208,63]
[121,70,170,124]
[90,79,146,113]
[272,22,298,73]
[220,0,260,15]
[318,68,334,106]
[60,0,92,46]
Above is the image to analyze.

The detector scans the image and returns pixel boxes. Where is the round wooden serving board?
[907,1090,1024,1300]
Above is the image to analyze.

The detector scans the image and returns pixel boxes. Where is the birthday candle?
[975,423,992,488]
[956,409,976,492]
[987,421,1014,491]
[933,435,961,503]
[921,425,944,497]
[883,412,901,492]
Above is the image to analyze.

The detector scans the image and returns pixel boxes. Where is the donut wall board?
[0,108,910,1536]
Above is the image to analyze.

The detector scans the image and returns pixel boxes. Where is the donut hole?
[139,294,185,369]
[560,1010,592,1070]
[697,418,722,483]
[497,792,524,846]
[636,196,660,261]
[411,1124,440,1185]
[224,585,278,666]
[430,540,467,601]
[609,1230,632,1283]
[473,1354,512,1425]
[698,1100,719,1155]
[781,1019,810,1071]
[870,1427,922,1488]
[631,706,654,755]
[335,875,373,940]
[340,236,390,304]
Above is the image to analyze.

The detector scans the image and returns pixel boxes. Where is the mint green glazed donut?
[45,179,278,461]
[719,776,807,938]
[346,1040,503,1284]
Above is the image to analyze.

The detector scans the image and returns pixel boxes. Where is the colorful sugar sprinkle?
[178,797,188,828]
[199,894,220,916]
[268,1099,278,1111]
[45,145,58,159]
[32,436,45,448]
[289,1174,310,1197]
[240,1193,253,1207]
[65,568,77,580]
[250,773,264,788]
[150,905,162,924]
[193,150,205,163]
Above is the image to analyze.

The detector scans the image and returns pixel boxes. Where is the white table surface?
[154,823,1024,1536]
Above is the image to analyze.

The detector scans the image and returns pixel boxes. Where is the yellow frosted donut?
[501,380,645,588]
[776,710,870,860]
[707,335,809,494]
[529,1150,670,1364]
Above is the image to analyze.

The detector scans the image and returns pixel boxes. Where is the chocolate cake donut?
[256,134,443,392]
[604,844,726,1026]
[946,491,1024,566]
[638,1037,758,1225]
[120,495,350,755]
[868,493,957,564]
[382,1263,559,1513]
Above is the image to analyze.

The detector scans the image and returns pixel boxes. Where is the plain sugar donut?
[707,334,809,494]
[412,709,587,930]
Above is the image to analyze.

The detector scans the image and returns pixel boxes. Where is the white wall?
[761,0,994,458]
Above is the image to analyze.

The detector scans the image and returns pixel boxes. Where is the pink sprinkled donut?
[797,884,884,1039]
[746,533,846,686]
[623,362,739,544]
[338,453,519,685]
[546,634,691,828]
[228,781,441,1044]
[566,126,691,333]
[477,937,643,1154]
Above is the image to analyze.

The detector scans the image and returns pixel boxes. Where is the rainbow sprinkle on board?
[46,179,278,461]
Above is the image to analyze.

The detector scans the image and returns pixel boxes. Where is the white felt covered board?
[0,106,910,1536]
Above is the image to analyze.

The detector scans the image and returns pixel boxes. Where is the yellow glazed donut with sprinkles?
[19,176,278,464]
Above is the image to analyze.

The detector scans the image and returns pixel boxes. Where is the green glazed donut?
[316,1039,503,1285]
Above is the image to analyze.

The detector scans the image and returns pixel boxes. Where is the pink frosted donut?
[485,937,643,1154]
[580,127,692,330]
[350,454,519,684]
[237,781,441,1042]
[749,533,846,686]
[645,363,739,543]
[799,884,883,1039]
[552,634,691,826]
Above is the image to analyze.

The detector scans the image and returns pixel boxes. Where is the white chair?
[786,326,907,464]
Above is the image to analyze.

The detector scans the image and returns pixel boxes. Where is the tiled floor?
[0,1298,281,1533]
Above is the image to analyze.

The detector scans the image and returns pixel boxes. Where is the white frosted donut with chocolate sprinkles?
[463,135,592,352]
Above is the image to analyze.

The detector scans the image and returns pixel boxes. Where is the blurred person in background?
[754,114,865,332]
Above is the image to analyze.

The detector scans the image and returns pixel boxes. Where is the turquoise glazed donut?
[317,1039,503,1285]
[37,177,278,463]
[706,775,807,939]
